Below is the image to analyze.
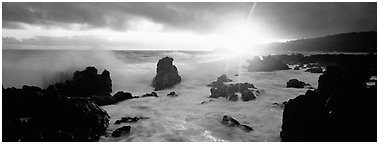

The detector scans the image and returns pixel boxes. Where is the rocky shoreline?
[3,53,376,142]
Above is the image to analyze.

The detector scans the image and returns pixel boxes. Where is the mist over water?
[2,49,321,141]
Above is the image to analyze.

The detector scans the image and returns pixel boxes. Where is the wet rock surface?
[151,57,182,91]
[140,92,158,98]
[115,116,149,124]
[111,126,131,137]
[167,91,178,97]
[222,115,254,132]
[286,79,311,88]
[208,75,261,101]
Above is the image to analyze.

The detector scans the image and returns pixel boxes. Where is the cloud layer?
[2,2,377,50]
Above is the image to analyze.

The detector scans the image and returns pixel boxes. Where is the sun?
[214,21,273,56]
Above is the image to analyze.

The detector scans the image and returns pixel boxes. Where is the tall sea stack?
[152,57,181,91]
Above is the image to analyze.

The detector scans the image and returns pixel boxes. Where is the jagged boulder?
[228,94,238,101]
[2,66,119,141]
[241,90,256,101]
[286,79,310,88]
[151,57,182,91]
[208,75,260,101]
[207,74,232,87]
[3,91,110,142]
[54,67,112,97]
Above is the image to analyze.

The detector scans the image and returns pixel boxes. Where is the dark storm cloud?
[253,2,377,39]
[2,2,376,39]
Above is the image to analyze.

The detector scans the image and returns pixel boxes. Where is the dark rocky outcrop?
[247,56,290,72]
[286,79,310,88]
[222,115,253,132]
[207,74,232,87]
[113,91,134,102]
[294,66,300,70]
[151,57,181,91]
[208,75,261,101]
[140,92,158,98]
[305,67,323,73]
[228,94,238,101]
[54,67,112,97]
[241,90,256,101]
[114,116,149,124]
[3,88,110,142]
[2,66,137,141]
[111,126,131,137]
[167,91,178,97]
[280,64,376,142]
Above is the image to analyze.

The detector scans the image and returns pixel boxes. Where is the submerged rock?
[286,79,310,88]
[167,91,178,97]
[222,115,254,132]
[222,115,240,127]
[239,124,254,132]
[151,57,182,91]
[111,126,131,137]
[115,116,149,124]
[141,92,158,98]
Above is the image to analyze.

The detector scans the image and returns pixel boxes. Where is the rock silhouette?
[247,56,290,72]
[2,66,138,141]
[167,91,178,97]
[208,75,260,101]
[3,89,110,142]
[152,57,182,91]
[286,79,310,88]
[54,67,112,97]
[280,64,376,141]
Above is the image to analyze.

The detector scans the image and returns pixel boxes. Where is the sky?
[2,2,377,51]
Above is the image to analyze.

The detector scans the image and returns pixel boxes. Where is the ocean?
[2,49,322,142]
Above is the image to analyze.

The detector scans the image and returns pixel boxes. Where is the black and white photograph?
[2,1,377,142]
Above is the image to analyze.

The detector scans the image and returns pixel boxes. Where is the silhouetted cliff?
[265,31,376,52]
